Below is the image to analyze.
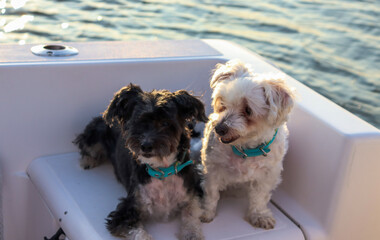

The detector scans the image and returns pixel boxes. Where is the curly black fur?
[74,83,207,238]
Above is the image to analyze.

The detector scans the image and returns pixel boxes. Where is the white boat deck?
[27,153,304,240]
[2,39,380,240]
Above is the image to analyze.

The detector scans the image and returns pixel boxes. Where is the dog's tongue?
[219,135,240,144]
[219,136,232,144]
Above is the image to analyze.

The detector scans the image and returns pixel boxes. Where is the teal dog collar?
[146,159,193,180]
[232,129,278,159]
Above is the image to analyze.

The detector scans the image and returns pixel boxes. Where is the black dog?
[74,84,207,240]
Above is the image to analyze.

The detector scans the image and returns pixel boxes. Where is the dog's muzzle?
[215,122,240,144]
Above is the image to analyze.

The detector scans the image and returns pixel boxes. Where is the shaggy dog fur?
[74,84,208,240]
[200,60,295,229]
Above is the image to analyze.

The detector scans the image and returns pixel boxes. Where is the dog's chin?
[138,152,177,168]
[219,135,240,144]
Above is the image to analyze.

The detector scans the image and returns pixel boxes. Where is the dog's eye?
[161,122,169,127]
[245,106,252,116]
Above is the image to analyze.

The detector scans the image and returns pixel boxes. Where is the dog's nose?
[141,142,153,153]
[215,123,229,136]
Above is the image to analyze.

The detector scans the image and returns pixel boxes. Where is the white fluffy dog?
[200,59,295,229]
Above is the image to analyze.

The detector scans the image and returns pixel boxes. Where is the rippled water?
[1,0,379,128]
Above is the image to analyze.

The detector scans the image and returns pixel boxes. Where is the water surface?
[1,0,379,128]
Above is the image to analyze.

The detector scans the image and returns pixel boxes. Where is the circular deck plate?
[31,44,79,57]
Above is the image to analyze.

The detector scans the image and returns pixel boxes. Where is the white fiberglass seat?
[27,153,304,240]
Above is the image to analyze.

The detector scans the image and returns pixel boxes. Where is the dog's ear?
[103,84,143,127]
[173,90,208,123]
[261,76,295,126]
[210,59,252,89]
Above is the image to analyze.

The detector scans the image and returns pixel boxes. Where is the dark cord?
[43,228,65,240]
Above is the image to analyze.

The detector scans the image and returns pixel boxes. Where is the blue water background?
[1,0,379,128]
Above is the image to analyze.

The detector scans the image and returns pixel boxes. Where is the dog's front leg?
[246,178,278,229]
[179,197,204,240]
[106,197,152,240]
[200,177,220,223]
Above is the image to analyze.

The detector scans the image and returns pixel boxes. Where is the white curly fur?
[201,59,295,229]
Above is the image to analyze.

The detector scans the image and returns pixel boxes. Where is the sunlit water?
[1,0,379,128]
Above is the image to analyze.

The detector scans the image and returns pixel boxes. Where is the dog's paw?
[247,213,276,229]
[106,224,152,240]
[200,210,216,223]
[130,228,153,240]
[179,222,204,240]
[80,156,100,170]
[179,228,204,240]
[180,232,204,240]
[106,211,132,238]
